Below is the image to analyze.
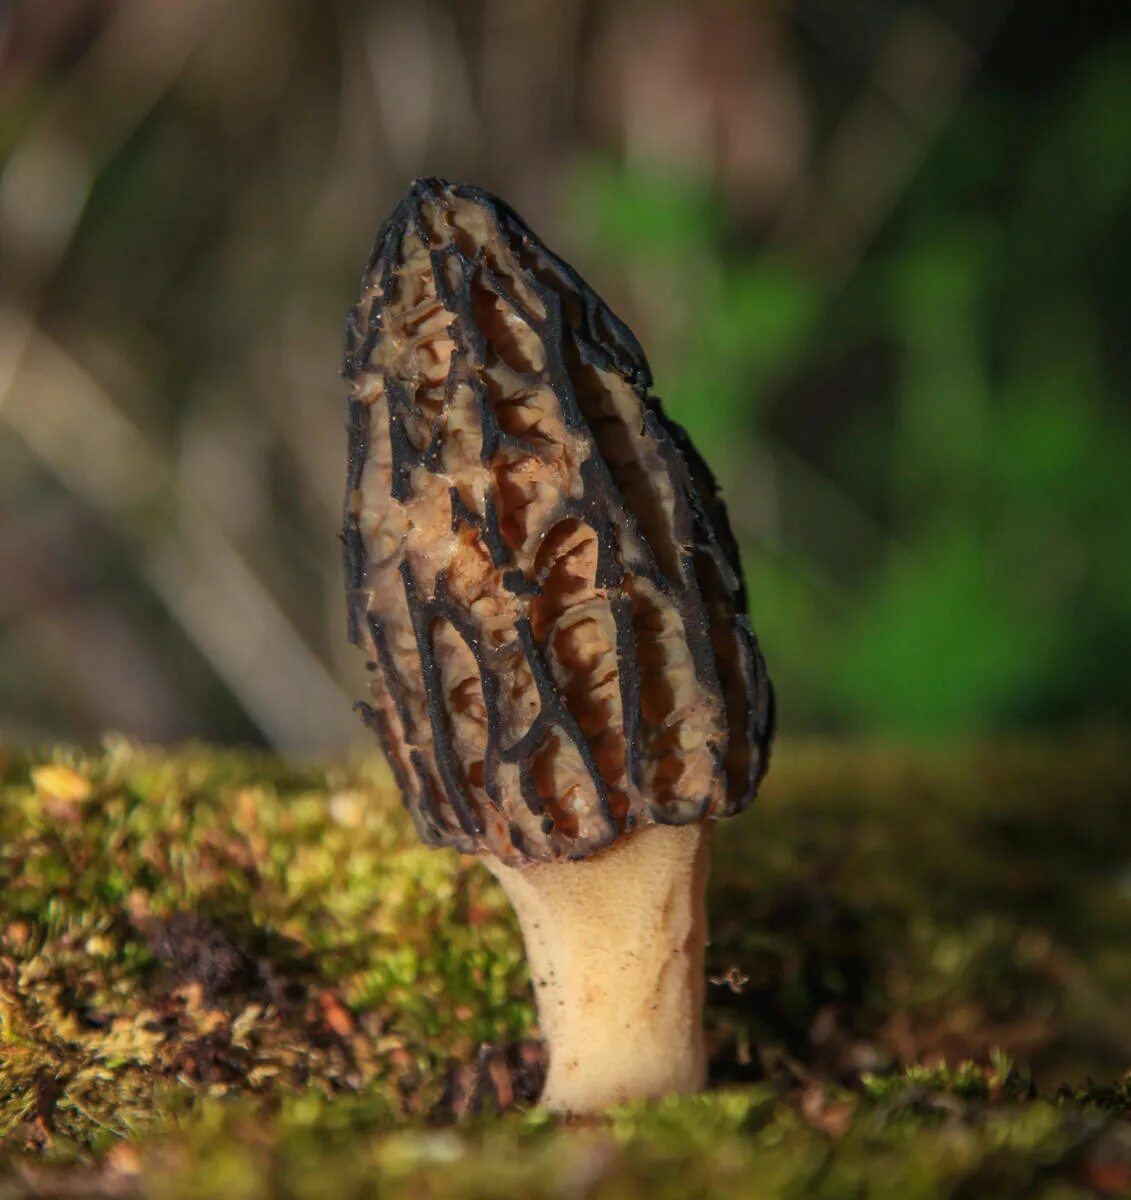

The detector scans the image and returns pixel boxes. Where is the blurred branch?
[0,0,226,292]
[767,1,1014,287]
[0,305,355,752]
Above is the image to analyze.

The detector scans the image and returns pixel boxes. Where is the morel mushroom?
[342,178,773,1114]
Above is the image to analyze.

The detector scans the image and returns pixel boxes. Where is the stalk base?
[486,822,710,1115]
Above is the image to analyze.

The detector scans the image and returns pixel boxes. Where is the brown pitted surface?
[342,178,772,865]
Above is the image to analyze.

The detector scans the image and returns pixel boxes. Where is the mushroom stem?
[486,822,710,1115]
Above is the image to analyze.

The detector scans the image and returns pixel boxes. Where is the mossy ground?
[1,737,1129,1197]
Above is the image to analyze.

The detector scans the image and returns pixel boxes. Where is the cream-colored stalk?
[486,822,710,1115]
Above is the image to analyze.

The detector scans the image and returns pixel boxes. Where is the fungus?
[342,178,773,1114]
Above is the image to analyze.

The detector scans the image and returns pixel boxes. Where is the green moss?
[1,736,1129,1197]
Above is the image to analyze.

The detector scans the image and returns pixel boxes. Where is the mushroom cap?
[343,178,773,865]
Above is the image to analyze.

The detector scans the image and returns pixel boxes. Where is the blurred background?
[1,0,1128,753]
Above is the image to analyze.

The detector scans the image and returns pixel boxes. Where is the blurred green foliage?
[569,37,1131,739]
